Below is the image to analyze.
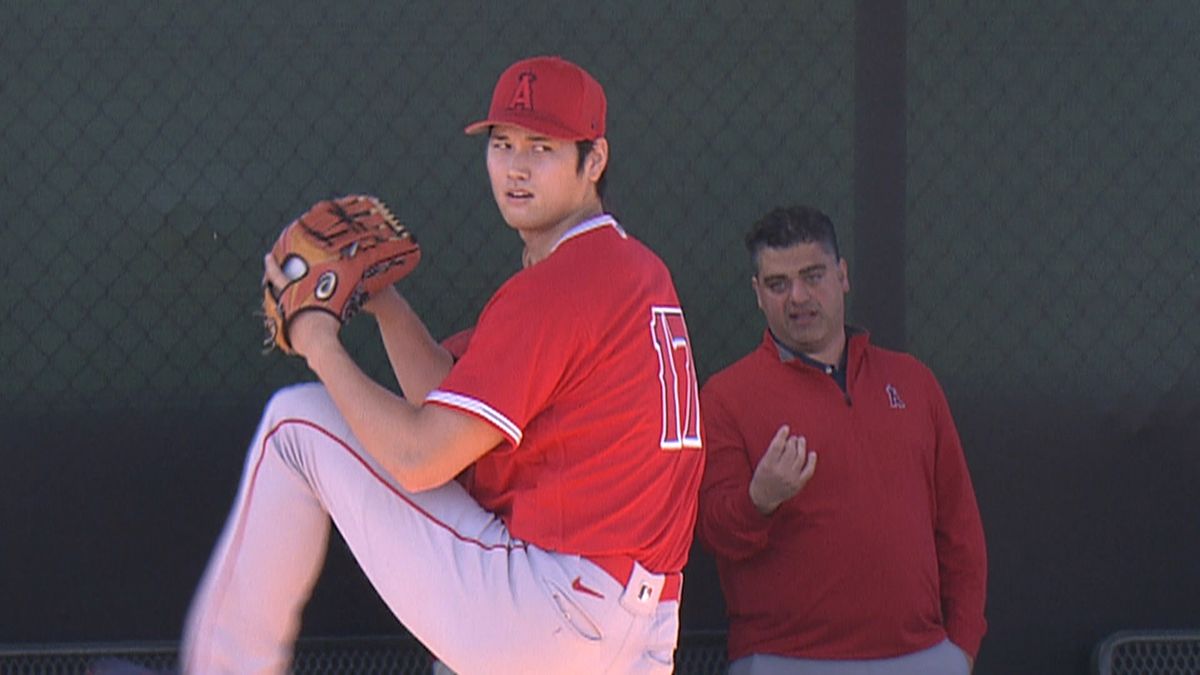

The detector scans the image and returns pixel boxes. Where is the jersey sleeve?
[425,273,583,448]
[925,367,989,659]
[695,375,776,560]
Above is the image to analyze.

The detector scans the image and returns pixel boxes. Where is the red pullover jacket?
[697,330,987,662]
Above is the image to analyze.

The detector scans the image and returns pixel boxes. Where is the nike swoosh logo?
[571,576,604,600]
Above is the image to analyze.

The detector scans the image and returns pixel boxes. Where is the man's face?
[752,241,849,362]
[485,124,603,234]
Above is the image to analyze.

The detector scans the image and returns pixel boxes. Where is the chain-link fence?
[3,2,1195,428]
[0,0,854,412]
[907,0,1200,425]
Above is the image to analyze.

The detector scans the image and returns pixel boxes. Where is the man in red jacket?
[697,205,987,675]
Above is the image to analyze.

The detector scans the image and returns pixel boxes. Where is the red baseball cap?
[464,56,607,141]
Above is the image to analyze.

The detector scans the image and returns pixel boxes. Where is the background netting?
[0,1,855,410]
[907,0,1200,425]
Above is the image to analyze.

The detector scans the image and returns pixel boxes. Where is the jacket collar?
[760,326,870,376]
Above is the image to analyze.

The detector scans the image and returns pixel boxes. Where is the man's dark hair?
[745,205,840,269]
[576,139,607,200]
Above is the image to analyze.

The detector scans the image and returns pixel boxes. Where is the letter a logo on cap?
[507,72,536,111]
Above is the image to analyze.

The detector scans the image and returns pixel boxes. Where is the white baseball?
[282,256,308,281]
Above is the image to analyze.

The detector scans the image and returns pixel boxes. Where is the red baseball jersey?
[426,215,704,574]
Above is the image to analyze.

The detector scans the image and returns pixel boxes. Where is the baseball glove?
[262,194,421,354]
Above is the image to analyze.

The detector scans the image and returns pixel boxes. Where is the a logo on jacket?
[886,384,906,409]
